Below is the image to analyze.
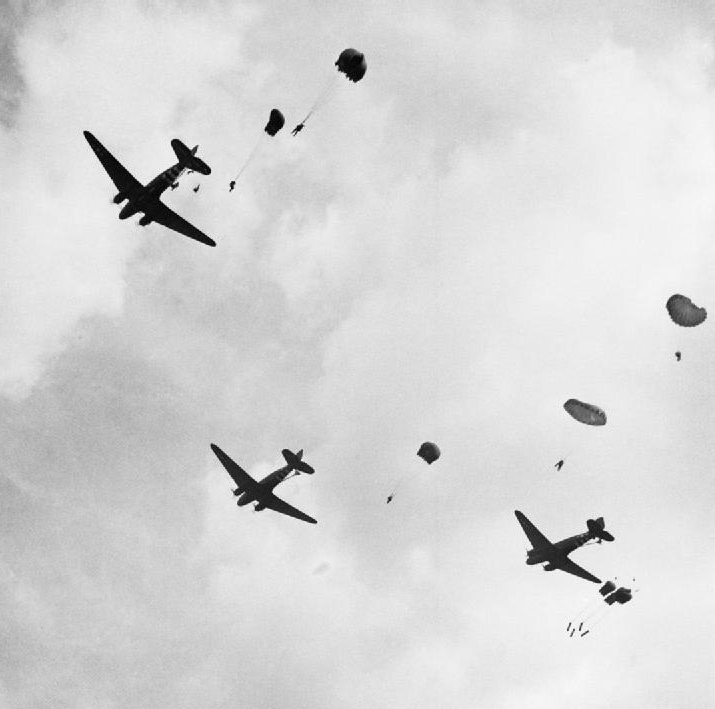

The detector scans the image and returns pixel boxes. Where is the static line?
[232,134,265,184]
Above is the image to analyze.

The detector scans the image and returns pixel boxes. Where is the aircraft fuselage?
[526,532,591,565]
[236,465,293,507]
[117,161,186,219]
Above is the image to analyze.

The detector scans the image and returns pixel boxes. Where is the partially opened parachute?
[563,399,607,426]
[335,48,367,82]
[230,108,286,189]
[264,109,285,137]
[666,294,707,327]
[417,441,441,464]
[599,581,617,597]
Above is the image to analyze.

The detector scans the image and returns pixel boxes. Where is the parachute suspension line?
[300,74,341,125]
[582,603,609,625]
[232,134,264,183]
[584,605,613,631]
[316,73,341,111]
[570,594,602,626]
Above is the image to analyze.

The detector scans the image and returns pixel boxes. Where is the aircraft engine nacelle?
[233,487,242,497]
[255,502,266,512]
[543,563,557,571]
[113,192,125,204]
[139,215,152,227]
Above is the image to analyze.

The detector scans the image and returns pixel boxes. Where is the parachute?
[417,441,441,464]
[264,109,285,137]
[563,399,607,426]
[599,580,617,596]
[666,294,707,327]
[387,441,441,503]
[567,579,637,636]
[604,587,633,605]
[292,49,367,135]
[230,108,286,189]
[335,48,367,82]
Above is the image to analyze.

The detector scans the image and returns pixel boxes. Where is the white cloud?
[2,1,715,708]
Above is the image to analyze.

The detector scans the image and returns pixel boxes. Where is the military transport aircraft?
[515,510,614,584]
[211,444,317,524]
[83,131,215,246]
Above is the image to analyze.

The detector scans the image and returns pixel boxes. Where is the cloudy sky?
[1,0,715,707]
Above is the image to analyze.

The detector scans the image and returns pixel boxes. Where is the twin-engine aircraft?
[515,510,614,584]
[83,131,215,247]
[211,444,317,524]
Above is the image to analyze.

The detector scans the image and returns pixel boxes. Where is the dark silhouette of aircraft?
[515,510,614,583]
[555,459,564,471]
[211,444,317,524]
[83,131,215,247]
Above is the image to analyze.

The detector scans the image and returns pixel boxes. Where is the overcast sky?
[1,0,714,707]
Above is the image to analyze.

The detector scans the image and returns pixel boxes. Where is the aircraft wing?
[83,131,142,194]
[210,444,259,494]
[515,510,551,548]
[147,200,216,247]
[264,493,317,524]
[556,557,601,584]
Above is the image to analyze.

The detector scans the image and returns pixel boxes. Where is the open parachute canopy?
[563,399,607,426]
[264,109,285,137]
[666,294,707,327]
[417,441,441,464]
[335,48,367,82]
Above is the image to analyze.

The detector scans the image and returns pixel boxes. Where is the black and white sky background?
[1,1,714,707]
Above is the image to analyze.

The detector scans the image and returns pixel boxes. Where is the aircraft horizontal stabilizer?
[295,461,315,475]
[171,139,211,175]
[282,448,315,474]
[587,517,614,542]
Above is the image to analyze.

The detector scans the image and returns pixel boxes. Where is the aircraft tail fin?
[281,448,315,475]
[587,517,615,542]
[171,139,211,175]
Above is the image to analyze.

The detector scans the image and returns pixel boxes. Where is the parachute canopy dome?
[264,109,285,137]
[417,441,441,464]
[666,294,707,327]
[335,48,367,82]
[563,399,607,426]
[599,580,617,597]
